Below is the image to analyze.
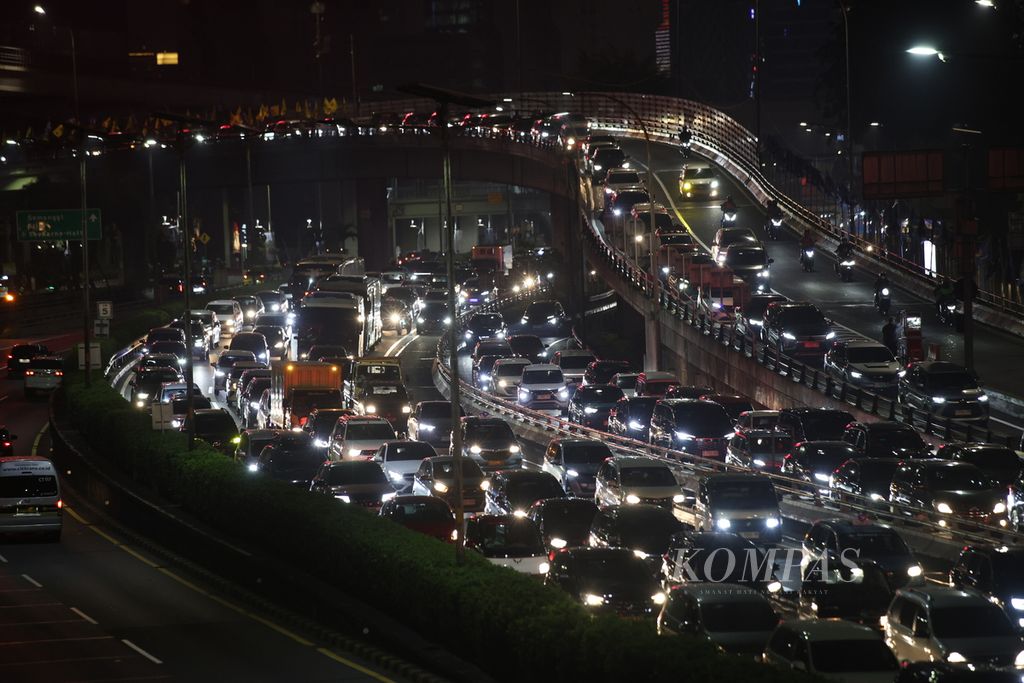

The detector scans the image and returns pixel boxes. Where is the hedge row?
[64,332,812,683]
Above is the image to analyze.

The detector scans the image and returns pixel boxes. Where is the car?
[546,547,665,616]
[130,366,183,409]
[306,344,349,362]
[676,473,782,544]
[520,300,568,332]
[233,428,282,472]
[411,456,489,513]
[255,312,292,340]
[782,441,859,494]
[327,416,397,461]
[465,515,550,575]
[252,325,288,360]
[189,309,222,345]
[155,381,203,406]
[608,372,639,397]
[7,343,50,377]
[677,165,720,200]
[407,400,464,449]
[351,383,412,432]
[228,332,270,364]
[658,583,778,656]
[225,362,266,401]
[697,394,753,422]
[381,299,411,335]
[594,456,681,509]
[582,360,630,387]
[607,396,659,442]
[235,368,272,411]
[936,443,1021,489]
[711,227,758,264]
[567,385,624,429]
[588,147,627,183]
[725,430,793,471]
[824,340,901,394]
[484,470,566,516]
[142,326,186,354]
[589,504,690,571]
[190,408,239,456]
[471,339,513,364]
[889,459,1008,528]
[802,519,922,590]
[894,662,1022,682]
[842,422,932,459]
[309,460,395,510]
[490,358,531,400]
[760,302,835,362]
[541,438,613,497]
[898,361,989,425]
[457,278,497,309]
[233,295,265,325]
[456,416,523,471]
[372,440,436,492]
[633,371,678,397]
[606,186,650,218]
[23,356,64,397]
[416,301,450,334]
[798,554,894,626]
[0,427,16,457]
[735,409,781,434]
[649,399,734,460]
[949,545,1024,629]
[551,350,596,385]
[602,167,645,198]
[206,299,244,336]
[255,290,287,314]
[516,364,570,413]
[733,294,788,348]
[507,334,547,363]
[379,495,456,542]
[463,312,507,348]
[472,354,500,390]
[829,457,902,504]
[168,394,212,429]
[884,585,1024,668]
[239,377,272,428]
[0,456,62,541]
[213,350,258,392]
[777,408,854,442]
[661,531,777,591]
[304,407,356,451]
[527,498,600,551]
[723,243,773,289]
[764,619,898,681]
[255,432,322,488]
[170,319,211,358]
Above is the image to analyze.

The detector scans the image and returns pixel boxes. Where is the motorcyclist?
[766,199,782,220]
[874,272,890,297]
[934,277,955,317]
[678,126,692,145]
[882,317,898,355]
[799,229,815,251]
[720,196,737,214]
[835,236,854,260]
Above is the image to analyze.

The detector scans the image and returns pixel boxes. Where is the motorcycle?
[874,287,891,316]
[679,140,691,159]
[721,210,738,228]
[937,299,962,329]
[835,257,855,282]
[800,248,815,272]
[766,216,782,240]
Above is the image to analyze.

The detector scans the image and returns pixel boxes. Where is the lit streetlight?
[975,0,995,8]
[32,4,44,14]
[907,45,946,61]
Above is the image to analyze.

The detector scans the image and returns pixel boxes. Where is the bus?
[293,299,364,360]
[316,275,383,352]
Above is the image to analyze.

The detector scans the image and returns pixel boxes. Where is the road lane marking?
[20,574,42,588]
[0,552,6,563]
[0,395,7,403]
[30,422,49,456]
[69,606,98,624]
[123,639,163,665]
[392,333,419,357]
[315,647,396,683]
[383,333,411,356]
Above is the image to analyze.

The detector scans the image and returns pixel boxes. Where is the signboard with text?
[16,209,102,241]
[862,151,944,200]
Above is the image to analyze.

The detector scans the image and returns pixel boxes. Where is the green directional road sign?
[16,209,102,241]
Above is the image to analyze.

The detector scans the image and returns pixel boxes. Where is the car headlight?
[711,180,719,188]
[932,396,946,404]
[538,562,550,574]
[478,374,491,383]
[1011,598,1024,611]
[271,304,280,311]
[625,494,641,505]
[465,331,473,339]
[381,492,397,502]
[752,459,766,467]
[418,423,435,432]
[978,394,989,402]
[433,481,449,493]
[628,420,644,430]
[841,259,856,267]
[907,565,923,578]
[683,182,692,191]
[757,269,770,278]
[947,652,967,664]
[651,592,667,605]
[215,370,225,377]
[675,431,695,441]
[274,341,284,349]
[137,392,150,400]
[936,502,953,513]
[1015,650,1024,667]
[498,379,508,388]
[469,445,482,454]
[672,494,685,503]
[443,317,452,325]
[171,419,181,428]
[558,388,569,398]
[509,444,521,454]
[826,331,836,340]
[194,339,205,347]
[417,317,425,324]
[518,389,530,400]
[583,406,598,414]
[849,370,863,378]
[479,480,490,491]
[782,332,796,340]
[716,518,731,530]
[388,470,406,482]
[566,469,579,478]
[766,517,780,529]
[994,502,1007,514]
[814,473,830,482]
[584,593,604,606]
[390,313,401,324]
[870,493,885,501]
[402,405,411,414]
[315,439,330,448]
[336,494,352,503]
[365,405,377,413]
[804,249,814,258]
[550,537,567,549]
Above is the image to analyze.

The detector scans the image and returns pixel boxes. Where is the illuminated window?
[156,52,179,65]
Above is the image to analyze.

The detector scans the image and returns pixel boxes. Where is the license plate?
[16,506,38,515]
[955,409,971,416]
[802,341,820,348]
[18,358,29,363]
[536,393,552,400]
[701,450,719,458]
[740,531,760,539]
[462,499,477,507]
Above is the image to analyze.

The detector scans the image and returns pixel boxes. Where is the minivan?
[0,456,62,541]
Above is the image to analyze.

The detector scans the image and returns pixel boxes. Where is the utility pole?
[178,137,196,451]
[349,34,358,116]
[754,0,761,164]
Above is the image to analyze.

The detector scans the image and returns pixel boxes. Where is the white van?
[0,457,62,541]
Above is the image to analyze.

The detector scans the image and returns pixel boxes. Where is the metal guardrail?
[435,289,1024,553]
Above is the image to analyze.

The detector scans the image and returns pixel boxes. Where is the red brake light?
[55,499,63,509]
[2,442,10,447]
[24,370,33,376]
[55,370,63,377]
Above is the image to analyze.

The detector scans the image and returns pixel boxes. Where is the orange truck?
[270,361,344,428]
[471,245,511,273]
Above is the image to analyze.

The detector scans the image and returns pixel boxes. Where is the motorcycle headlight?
[716,518,731,530]
[550,537,567,549]
[315,439,330,448]
[651,592,667,605]
[932,396,947,404]
[814,473,830,482]
[826,331,836,339]
[433,481,449,493]
[443,317,452,325]
[365,405,377,413]
[683,182,692,191]
[381,492,397,503]
[417,317,425,324]
[841,259,855,267]
[881,288,890,296]
[479,480,490,491]
[402,405,411,414]
[994,502,1007,514]
[215,370,225,377]
[390,313,401,324]
[583,407,598,414]
[947,652,967,664]
[1011,598,1024,611]
[625,494,641,505]
[757,269,770,278]
[849,371,863,378]
[558,388,569,398]
[470,445,482,454]
[907,565,923,578]
[936,502,953,513]
[348,448,362,457]
[711,180,719,188]
[336,494,351,503]
[194,339,205,347]
[136,392,150,400]
[465,331,473,339]
[509,444,521,454]
[978,394,989,402]
[782,332,796,340]
[805,249,814,258]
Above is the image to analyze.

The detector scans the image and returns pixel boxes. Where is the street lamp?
[32,4,44,14]
[907,45,946,61]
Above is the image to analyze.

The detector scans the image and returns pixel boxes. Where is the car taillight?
[55,499,63,509]
[55,370,63,377]
[24,370,33,376]
[2,442,10,447]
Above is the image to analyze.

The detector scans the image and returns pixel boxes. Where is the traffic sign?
[198,232,211,245]
[16,209,102,241]
[97,300,113,319]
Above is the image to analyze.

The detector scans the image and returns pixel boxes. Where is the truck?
[270,361,344,429]
[343,357,404,406]
[471,245,511,274]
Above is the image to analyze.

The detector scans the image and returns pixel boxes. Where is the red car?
[379,495,456,542]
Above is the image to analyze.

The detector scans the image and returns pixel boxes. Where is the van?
[0,456,62,541]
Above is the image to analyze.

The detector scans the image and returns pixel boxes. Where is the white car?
[328,416,397,461]
[552,349,597,385]
[517,364,569,414]
[23,356,64,397]
[205,300,244,337]
[600,170,646,210]
[594,456,682,508]
[491,358,531,400]
[764,619,898,681]
[373,440,436,492]
[465,515,549,576]
[608,372,639,398]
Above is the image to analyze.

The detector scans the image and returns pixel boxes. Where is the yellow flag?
[294,100,305,117]
[323,97,338,115]
[257,104,269,120]
[52,124,64,138]
[229,107,242,126]
[279,97,286,116]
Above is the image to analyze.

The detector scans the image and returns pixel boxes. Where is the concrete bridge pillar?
[355,177,391,270]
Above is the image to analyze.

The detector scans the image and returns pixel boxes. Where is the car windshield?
[509,337,544,355]
[928,465,991,491]
[687,168,715,180]
[540,501,598,534]
[194,413,237,439]
[838,530,910,556]
[310,412,345,437]
[472,520,544,555]
[873,430,923,451]
[642,380,676,395]
[747,435,792,454]
[208,303,235,315]
[253,327,284,343]
[956,447,1019,470]
[346,423,396,440]
[467,422,514,442]
[385,442,435,461]
[615,375,638,389]
[388,500,451,522]
[420,302,448,317]
[0,474,58,497]
[607,170,641,184]
[719,229,756,246]
[327,464,387,485]
[495,363,528,378]
[779,307,827,326]
[726,249,767,266]
[614,191,649,207]
[801,444,857,471]
[809,640,897,674]
[419,403,459,420]
[507,478,565,506]
[859,461,900,489]
[620,466,676,487]
[927,371,978,391]
[798,412,853,440]
[522,369,563,383]
[701,601,778,632]
[576,555,651,583]
[470,314,503,328]
[847,346,896,363]
[526,302,562,319]
[575,387,624,406]
[931,605,1015,638]
[617,511,682,550]
[674,404,734,434]
[707,480,777,509]
[559,355,596,370]
[594,149,625,165]
[434,459,484,479]
[562,443,613,465]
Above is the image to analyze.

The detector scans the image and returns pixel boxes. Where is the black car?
[168,319,210,358]
[256,432,323,488]
[463,313,506,346]
[239,377,272,428]
[309,460,395,509]
[842,422,931,459]
[213,350,258,392]
[417,301,450,334]
[781,441,859,493]
[252,325,288,360]
[527,498,600,551]
[662,531,776,591]
[407,400,463,448]
[457,416,523,471]
[142,326,186,353]
[255,290,287,314]
[191,408,239,456]
[583,360,631,386]
[658,583,779,656]
[508,334,547,363]
[936,443,1021,489]
[472,354,500,390]
[567,386,625,429]
[589,504,690,570]
[798,557,893,626]
[589,148,626,183]
[723,243,772,288]
[484,470,566,516]
[306,344,349,362]
[520,300,567,329]
[130,366,183,408]
[725,430,793,472]
[147,340,189,365]
[545,547,665,616]
[304,408,355,451]
[895,662,1022,683]
[7,343,51,377]
[472,339,513,364]
[803,519,922,589]
[898,361,989,424]
[649,399,735,460]
[542,438,613,496]
[823,340,901,394]
[829,457,901,504]
[889,459,1007,526]
[760,302,834,362]
[733,294,786,348]
[229,332,270,364]
[777,408,854,442]
[949,545,1024,629]
[607,397,659,442]
[663,385,715,400]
